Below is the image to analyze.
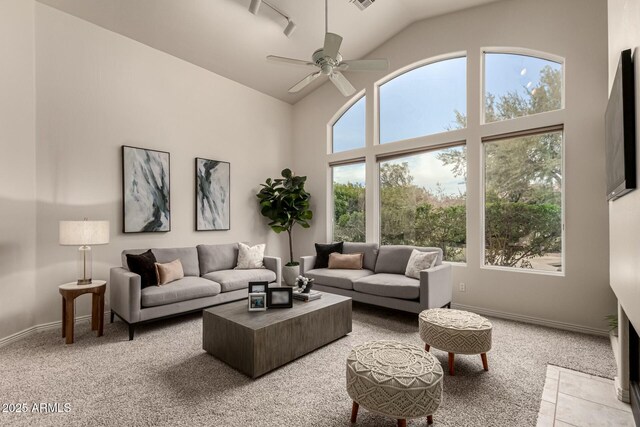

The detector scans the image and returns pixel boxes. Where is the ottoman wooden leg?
[481,353,489,371]
[398,419,406,427]
[428,415,434,425]
[448,352,455,376]
[424,343,430,352]
[350,401,359,423]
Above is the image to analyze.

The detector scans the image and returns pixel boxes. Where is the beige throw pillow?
[404,250,439,279]
[328,252,363,270]
[155,259,185,285]
[235,243,265,269]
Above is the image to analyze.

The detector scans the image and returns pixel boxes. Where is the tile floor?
[537,365,635,427]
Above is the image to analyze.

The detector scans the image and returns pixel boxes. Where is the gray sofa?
[301,243,452,314]
[110,243,281,339]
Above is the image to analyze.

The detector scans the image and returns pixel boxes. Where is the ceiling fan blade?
[338,59,389,72]
[323,32,343,60]
[329,71,356,97]
[267,55,316,68]
[289,71,322,93]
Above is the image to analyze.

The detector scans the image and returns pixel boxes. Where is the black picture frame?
[195,157,231,231]
[248,281,268,294]
[122,145,171,233]
[267,287,293,308]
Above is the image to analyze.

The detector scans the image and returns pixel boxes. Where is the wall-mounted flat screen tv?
[605,49,636,201]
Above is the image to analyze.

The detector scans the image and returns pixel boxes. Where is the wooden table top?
[204,292,351,331]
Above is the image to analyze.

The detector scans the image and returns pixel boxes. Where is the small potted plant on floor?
[257,168,313,286]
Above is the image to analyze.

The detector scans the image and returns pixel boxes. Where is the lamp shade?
[59,220,110,246]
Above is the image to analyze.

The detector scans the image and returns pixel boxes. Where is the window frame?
[327,158,367,244]
[376,141,468,263]
[480,47,566,126]
[323,47,567,276]
[479,125,566,277]
[328,91,367,155]
[374,51,468,147]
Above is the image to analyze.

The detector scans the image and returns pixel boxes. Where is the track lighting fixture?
[248,0,296,37]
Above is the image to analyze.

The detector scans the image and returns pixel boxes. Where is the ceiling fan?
[266,0,389,97]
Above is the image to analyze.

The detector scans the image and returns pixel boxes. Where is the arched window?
[331,95,366,153]
[379,56,466,144]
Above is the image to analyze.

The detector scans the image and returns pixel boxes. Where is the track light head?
[283,19,296,37]
[249,0,261,15]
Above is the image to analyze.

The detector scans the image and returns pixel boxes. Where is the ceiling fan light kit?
[266,0,389,97]
[248,0,296,37]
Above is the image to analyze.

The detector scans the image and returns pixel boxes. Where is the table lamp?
[59,219,110,285]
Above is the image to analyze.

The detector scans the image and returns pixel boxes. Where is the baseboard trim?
[451,303,609,337]
[0,311,110,349]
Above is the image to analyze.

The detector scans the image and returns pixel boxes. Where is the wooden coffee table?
[203,292,352,378]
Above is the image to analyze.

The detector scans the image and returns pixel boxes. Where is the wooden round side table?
[59,280,106,344]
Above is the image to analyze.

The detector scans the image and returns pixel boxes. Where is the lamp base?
[77,278,93,286]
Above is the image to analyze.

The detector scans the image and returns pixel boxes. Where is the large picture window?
[332,96,366,153]
[332,163,366,242]
[483,129,563,272]
[379,57,467,144]
[379,145,467,262]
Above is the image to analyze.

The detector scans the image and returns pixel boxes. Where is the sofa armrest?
[263,256,282,284]
[419,263,452,309]
[300,255,317,276]
[110,267,142,323]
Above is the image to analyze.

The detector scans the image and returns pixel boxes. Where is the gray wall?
[0,0,37,340]
[608,0,640,330]
[292,0,614,333]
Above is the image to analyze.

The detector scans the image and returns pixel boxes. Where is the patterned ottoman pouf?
[419,308,492,376]
[346,340,443,426]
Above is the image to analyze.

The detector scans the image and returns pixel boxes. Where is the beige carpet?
[0,303,615,427]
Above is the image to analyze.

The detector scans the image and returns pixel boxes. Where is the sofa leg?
[128,324,135,341]
[427,415,434,425]
[110,311,114,323]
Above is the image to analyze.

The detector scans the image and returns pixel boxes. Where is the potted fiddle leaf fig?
[256,169,313,285]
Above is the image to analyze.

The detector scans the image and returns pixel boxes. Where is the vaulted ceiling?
[37,0,500,103]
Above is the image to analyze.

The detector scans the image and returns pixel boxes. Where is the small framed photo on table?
[248,281,268,294]
[248,293,267,311]
[267,287,293,309]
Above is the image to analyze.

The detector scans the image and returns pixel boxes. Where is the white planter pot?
[282,265,299,286]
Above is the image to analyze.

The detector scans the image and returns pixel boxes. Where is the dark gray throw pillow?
[126,249,158,288]
[314,242,344,269]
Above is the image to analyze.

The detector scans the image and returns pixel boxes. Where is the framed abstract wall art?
[196,158,230,231]
[122,146,171,233]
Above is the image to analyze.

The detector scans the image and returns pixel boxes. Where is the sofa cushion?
[343,242,379,271]
[374,246,443,275]
[141,277,221,308]
[203,269,276,293]
[150,247,200,277]
[305,268,374,290]
[197,243,239,274]
[155,259,185,285]
[328,253,363,270]
[353,273,420,300]
[314,242,344,269]
[125,250,158,289]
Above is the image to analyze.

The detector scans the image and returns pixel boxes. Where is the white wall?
[33,4,293,326]
[608,0,640,330]
[0,0,37,339]
[292,0,614,333]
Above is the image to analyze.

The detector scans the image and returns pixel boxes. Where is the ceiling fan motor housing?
[313,48,342,74]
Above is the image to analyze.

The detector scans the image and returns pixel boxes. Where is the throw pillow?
[126,250,158,288]
[328,252,363,270]
[314,242,344,269]
[404,250,439,279]
[155,259,185,285]
[235,243,265,269]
